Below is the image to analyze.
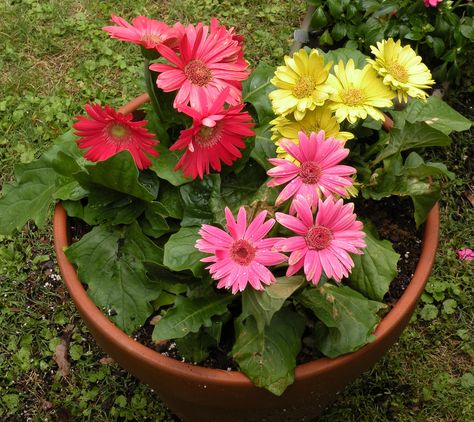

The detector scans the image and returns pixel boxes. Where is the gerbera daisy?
[424,0,442,7]
[73,103,159,170]
[270,106,354,161]
[326,59,394,124]
[102,15,179,50]
[149,22,250,109]
[171,88,254,179]
[269,48,334,120]
[367,38,435,102]
[267,131,356,209]
[196,207,287,294]
[275,195,366,284]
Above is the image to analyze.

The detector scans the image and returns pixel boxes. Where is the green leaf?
[179,174,221,227]
[419,304,439,321]
[310,7,328,28]
[250,124,276,170]
[442,299,457,315]
[231,308,305,396]
[163,226,206,277]
[392,96,471,135]
[149,144,191,186]
[242,276,305,332]
[374,122,451,164]
[157,181,184,219]
[331,23,347,42]
[65,223,163,334]
[243,63,276,125]
[298,283,385,358]
[348,224,400,301]
[152,295,233,340]
[175,320,224,363]
[139,202,170,238]
[74,151,158,201]
[320,47,369,69]
[0,157,59,234]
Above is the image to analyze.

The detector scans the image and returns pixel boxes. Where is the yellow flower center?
[293,75,316,99]
[107,123,130,143]
[184,60,212,86]
[387,62,409,83]
[342,88,365,106]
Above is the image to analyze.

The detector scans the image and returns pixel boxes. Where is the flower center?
[107,123,130,144]
[387,62,409,83]
[342,88,365,106]
[305,225,333,250]
[230,239,256,266]
[184,60,212,86]
[141,33,163,47]
[195,124,222,148]
[293,75,316,99]
[299,161,322,184]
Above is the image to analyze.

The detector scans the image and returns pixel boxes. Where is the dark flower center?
[184,60,212,86]
[305,225,332,250]
[299,161,322,184]
[195,124,222,148]
[230,239,256,266]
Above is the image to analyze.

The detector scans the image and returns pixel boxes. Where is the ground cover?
[0,0,472,420]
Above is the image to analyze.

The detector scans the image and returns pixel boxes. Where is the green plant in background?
[306,0,474,86]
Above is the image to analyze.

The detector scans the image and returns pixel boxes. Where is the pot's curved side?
[53,93,440,422]
[54,204,439,422]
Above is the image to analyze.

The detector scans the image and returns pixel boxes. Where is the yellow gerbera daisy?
[270,106,354,161]
[269,48,334,121]
[326,59,394,124]
[367,38,435,103]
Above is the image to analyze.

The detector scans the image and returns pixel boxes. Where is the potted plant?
[0,15,470,421]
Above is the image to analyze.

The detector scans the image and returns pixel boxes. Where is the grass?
[0,0,472,420]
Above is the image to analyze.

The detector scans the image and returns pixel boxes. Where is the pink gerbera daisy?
[170,88,255,179]
[423,0,442,7]
[196,207,287,294]
[102,15,179,50]
[267,130,356,211]
[73,103,159,170]
[149,22,250,109]
[275,195,366,284]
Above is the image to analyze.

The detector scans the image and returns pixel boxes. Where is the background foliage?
[0,0,472,420]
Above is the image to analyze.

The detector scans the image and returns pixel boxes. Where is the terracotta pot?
[53,95,440,422]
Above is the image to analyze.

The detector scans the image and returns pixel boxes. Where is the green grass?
[0,0,473,420]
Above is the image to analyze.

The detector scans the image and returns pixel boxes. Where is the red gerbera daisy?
[102,15,179,50]
[170,88,255,179]
[149,22,250,109]
[73,103,159,170]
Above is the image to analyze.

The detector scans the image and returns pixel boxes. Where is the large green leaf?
[74,151,158,201]
[149,144,191,186]
[157,181,184,219]
[348,225,399,301]
[298,284,385,358]
[163,226,206,277]
[231,308,305,396]
[392,96,471,135]
[250,124,276,170]
[242,276,305,332]
[374,122,451,164]
[152,295,233,340]
[65,223,163,334]
[0,158,60,234]
[363,153,450,226]
[179,175,221,227]
[139,202,170,238]
[243,63,276,125]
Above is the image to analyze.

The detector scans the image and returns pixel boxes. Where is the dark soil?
[131,196,423,369]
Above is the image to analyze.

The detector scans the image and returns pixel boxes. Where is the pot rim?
[53,93,440,387]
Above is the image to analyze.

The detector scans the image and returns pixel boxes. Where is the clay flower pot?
[53,95,440,422]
